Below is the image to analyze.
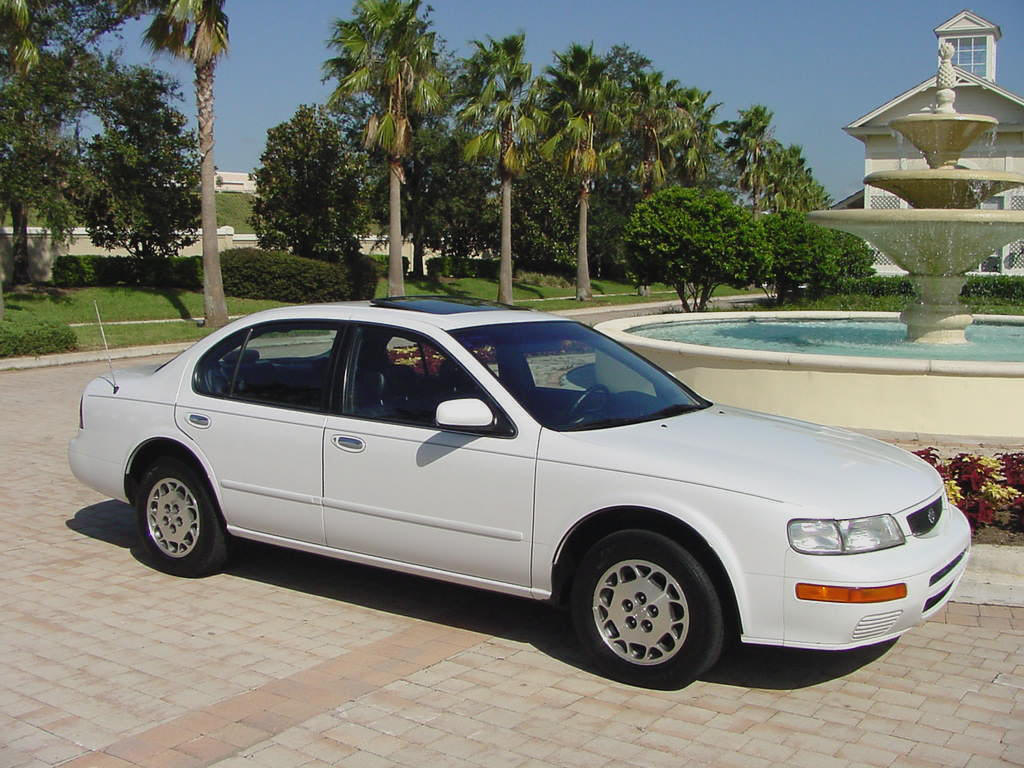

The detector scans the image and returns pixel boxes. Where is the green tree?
[458,33,544,304]
[510,160,576,276]
[626,70,685,198]
[251,104,369,262]
[724,104,778,214]
[1,0,123,320]
[541,43,622,301]
[759,211,873,304]
[674,87,723,187]
[325,0,447,297]
[623,186,766,312]
[123,0,230,328]
[76,66,200,261]
[763,143,829,213]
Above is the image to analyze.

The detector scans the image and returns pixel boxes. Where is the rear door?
[176,321,343,543]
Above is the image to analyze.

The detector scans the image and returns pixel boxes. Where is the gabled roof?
[934,10,1001,41]
[844,68,1024,131]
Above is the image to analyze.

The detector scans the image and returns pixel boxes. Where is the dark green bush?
[963,276,1024,302]
[0,320,77,357]
[835,275,1024,301]
[53,254,202,290]
[220,247,376,303]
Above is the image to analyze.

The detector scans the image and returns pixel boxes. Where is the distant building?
[841,10,1024,275]
[214,171,256,194]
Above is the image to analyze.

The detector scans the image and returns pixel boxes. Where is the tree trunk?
[576,182,592,301]
[196,60,228,328]
[387,159,404,296]
[498,174,513,304]
[10,202,30,285]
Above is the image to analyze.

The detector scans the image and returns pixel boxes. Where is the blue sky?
[113,0,1024,200]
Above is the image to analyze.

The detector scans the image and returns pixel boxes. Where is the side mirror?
[435,398,494,429]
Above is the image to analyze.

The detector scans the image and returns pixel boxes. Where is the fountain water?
[807,42,1024,344]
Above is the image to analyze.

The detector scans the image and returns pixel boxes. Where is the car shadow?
[67,501,896,690]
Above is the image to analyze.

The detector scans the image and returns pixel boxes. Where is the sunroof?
[370,296,531,315]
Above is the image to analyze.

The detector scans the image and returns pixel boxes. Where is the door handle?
[187,413,211,428]
[331,434,365,453]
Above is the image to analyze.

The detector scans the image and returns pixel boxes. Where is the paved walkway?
[1,357,1022,768]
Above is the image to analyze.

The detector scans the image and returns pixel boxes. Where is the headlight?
[788,515,905,555]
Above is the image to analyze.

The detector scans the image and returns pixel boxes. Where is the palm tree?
[123,0,230,328]
[457,33,544,304]
[325,0,446,298]
[674,86,722,187]
[541,43,622,301]
[724,104,778,214]
[625,70,685,198]
[763,144,830,212]
[0,0,38,72]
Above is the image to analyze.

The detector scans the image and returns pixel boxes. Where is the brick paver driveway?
[2,357,1022,768]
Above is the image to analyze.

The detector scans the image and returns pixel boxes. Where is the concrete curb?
[955,543,1024,606]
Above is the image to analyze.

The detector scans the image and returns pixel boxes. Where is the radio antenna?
[93,301,118,393]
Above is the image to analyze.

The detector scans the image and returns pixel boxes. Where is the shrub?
[220,247,376,303]
[834,275,1024,302]
[915,449,1024,532]
[0,319,77,357]
[52,254,202,290]
[426,255,500,280]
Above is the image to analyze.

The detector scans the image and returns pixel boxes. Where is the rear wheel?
[136,458,228,577]
[571,530,724,689]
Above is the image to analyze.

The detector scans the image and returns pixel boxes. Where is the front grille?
[924,583,953,613]
[907,498,942,536]
[852,609,903,640]
[929,550,966,587]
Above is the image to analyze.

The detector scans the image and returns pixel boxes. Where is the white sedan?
[69,297,971,688]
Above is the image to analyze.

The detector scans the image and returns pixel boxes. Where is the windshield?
[451,321,709,431]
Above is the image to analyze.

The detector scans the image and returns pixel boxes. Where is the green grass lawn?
[215,193,255,233]
[0,278,751,353]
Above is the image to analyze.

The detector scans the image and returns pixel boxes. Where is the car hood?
[539,405,940,516]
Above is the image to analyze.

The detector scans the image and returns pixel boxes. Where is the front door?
[322,324,537,587]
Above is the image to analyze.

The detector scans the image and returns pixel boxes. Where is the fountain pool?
[596,311,1024,442]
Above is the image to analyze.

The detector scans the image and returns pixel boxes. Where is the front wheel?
[136,458,228,577]
[571,530,724,689]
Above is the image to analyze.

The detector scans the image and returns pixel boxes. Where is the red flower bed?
[914,449,1024,534]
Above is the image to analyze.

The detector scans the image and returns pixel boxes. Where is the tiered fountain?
[595,43,1024,440]
[807,42,1024,343]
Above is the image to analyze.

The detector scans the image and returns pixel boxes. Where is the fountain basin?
[888,112,997,168]
[863,169,1024,209]
[807,209,1024,275]
[597,311,1024,442]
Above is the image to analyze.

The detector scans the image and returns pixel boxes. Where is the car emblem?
[927,507,938,525]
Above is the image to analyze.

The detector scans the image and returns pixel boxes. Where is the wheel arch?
[125,437,220,514]
[551,506,743,637]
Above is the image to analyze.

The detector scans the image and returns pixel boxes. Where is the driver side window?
[342,325,493,428]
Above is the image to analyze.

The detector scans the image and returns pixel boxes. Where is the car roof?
[231,297,568,333]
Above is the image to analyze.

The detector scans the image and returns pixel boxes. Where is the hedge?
[0,320,77,357]
[53,255,202,290]
[219,248,379,303]
[836,275,1024,300]
[426,255,500,280]
[51,250,379,302]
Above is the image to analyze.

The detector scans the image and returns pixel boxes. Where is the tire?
[571,530,724,689]
[136,458,228,577]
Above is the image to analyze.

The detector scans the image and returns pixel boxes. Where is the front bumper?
[778,501,971,650]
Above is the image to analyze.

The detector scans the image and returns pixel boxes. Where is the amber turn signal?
[796,583,908,603]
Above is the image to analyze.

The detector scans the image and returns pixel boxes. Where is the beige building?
[838,10,1024,275]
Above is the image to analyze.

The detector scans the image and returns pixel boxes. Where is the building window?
[950,37,987,76]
